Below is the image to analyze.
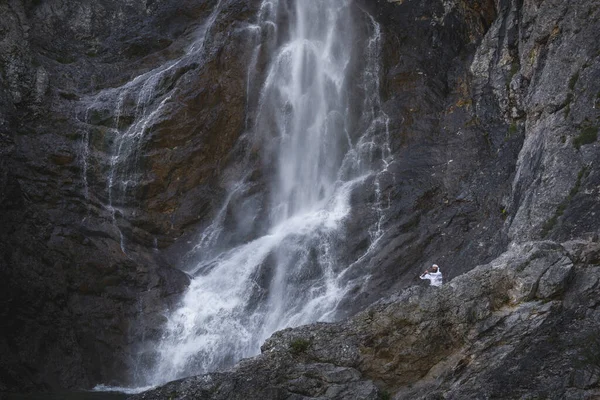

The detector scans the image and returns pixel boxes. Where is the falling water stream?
[80,0,392,391]
[138,0,393,387]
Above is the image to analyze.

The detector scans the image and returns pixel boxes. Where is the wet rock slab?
[130,241,600,399]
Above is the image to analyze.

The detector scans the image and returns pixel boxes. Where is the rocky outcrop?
[130,241,600,399]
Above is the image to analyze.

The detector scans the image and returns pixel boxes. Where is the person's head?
[431,264,438,271]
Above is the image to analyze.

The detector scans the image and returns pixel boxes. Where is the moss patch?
[456,98,472,108]
[573,126,598,150]
[564,93,574,118]
[168,391,178,400]
[576,332,600,373]
[289,338,311,355]
[568,71,580,91]
[54,53,76,65]
[509,61,520,82]
[541,166,589,237]
[482,131,493,152]
[379,391,392,400]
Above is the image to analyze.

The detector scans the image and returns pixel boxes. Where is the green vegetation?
[289,338,311,355]
[563,71,580,118]
[576,333,600,374]
[509,61,520,81]
[508,122,518,135]
[541,215,558,238]
[573,126,598,150]
[54,53,76,64]
[564,93,574,118]
[527,47,538,66]
[168,391,178,400]
[568,71,580,91]
[541,166,589,237]
[570,167,589,197]
[465,116,480,128]
[482,131,493,151]
[456,98,472,108]
[378,391,392,400]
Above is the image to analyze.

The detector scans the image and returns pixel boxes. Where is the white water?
[141,0,393,386]
[92,384,154,395]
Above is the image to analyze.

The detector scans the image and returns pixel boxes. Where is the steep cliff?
[0,0,258,391]
[0,0,599,396]
[344,0,600,309]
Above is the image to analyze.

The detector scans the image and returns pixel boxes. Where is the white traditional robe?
[420,269,443,287]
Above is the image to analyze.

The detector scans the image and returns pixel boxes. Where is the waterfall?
[142,0,393,387]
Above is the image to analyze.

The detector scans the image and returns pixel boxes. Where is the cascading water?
[142,0,394,387]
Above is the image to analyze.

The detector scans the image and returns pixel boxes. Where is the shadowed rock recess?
[0,0,599,398]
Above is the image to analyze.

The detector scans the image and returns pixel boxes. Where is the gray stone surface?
[130,241,600,399]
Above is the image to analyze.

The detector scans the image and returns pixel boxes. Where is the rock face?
[130,241,600,399]
[1,0,599,396]
[0,0,260,391]
[341,0,600,312]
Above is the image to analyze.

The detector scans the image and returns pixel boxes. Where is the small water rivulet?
[78,0,226,252]
[142,0,394,387]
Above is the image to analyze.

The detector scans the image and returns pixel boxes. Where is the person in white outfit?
[420,264,442,287]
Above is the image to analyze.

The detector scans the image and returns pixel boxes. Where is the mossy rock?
[568,71,580,91]
[289,338,311,355]
[573,126,598,150]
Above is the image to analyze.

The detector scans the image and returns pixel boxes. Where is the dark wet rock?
[0,0,238,392]
[130,362,380,400]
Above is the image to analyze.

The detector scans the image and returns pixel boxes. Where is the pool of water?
[3,391,128,400]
